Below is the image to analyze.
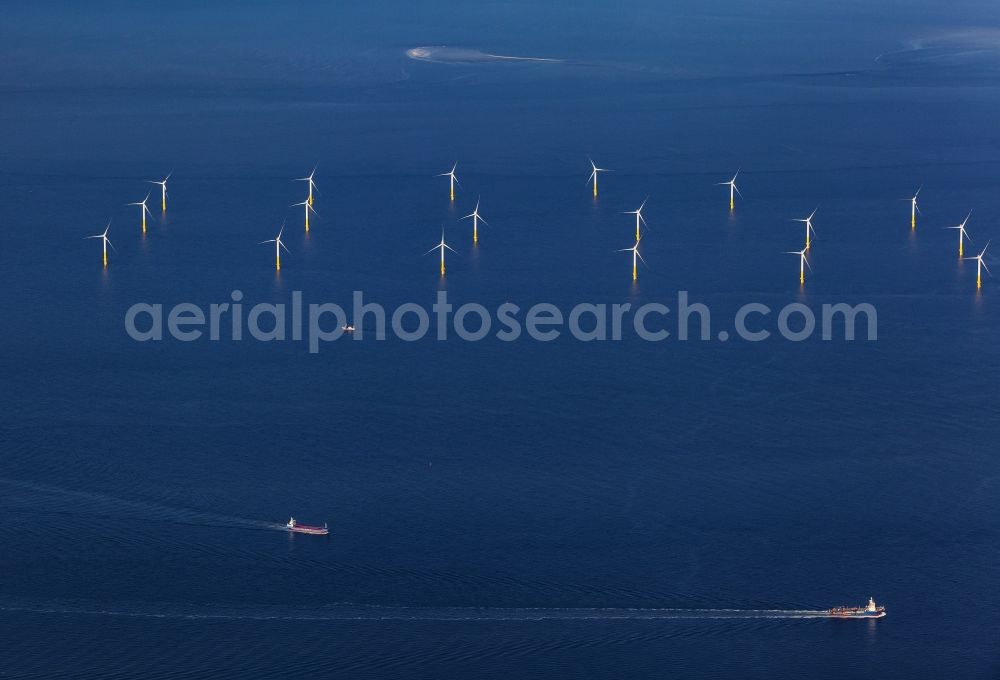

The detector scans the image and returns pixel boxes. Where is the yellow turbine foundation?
[474,223,478,244]
[103,252,107,268]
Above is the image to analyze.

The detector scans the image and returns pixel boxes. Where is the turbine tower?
[963,241,991,289]
[260,224,289,271]
[717,169,742,211]
[86,222,115,268]
[623,197,649,241]
[437,163,460,201]
[128,192,153,235]
[148,172,171,212]
[462,197,488,244]
[792,208,817,250]
[617,239,647,281]
[297,167,318,207]
[947,211,972,257]
[425,230,458,276]
[908,186,921,229]
[785,247,811,284]
[587,157,609,198]
[291,199,317,233]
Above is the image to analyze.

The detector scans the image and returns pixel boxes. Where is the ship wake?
[0,600,831,622]
[0,477,283,532]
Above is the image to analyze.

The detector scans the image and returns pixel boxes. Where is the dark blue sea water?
[1,2,999,677]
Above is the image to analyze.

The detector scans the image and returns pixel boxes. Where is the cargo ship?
[286,517,329,535]
[829,597,885,618]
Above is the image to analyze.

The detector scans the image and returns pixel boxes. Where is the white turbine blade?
[279,240,290,254]
[635,249,648,267]
[478,214,489,226]
[802,255,812,271]
[462,212,475,220]
[85,234,103,240]
[733,184,744,198]
[982,240,991,256]
[259,239,277,245]
[639,213,648,228]
[423,244,441,257]
[291,200,308,207]
[443,243,459,255]
[982,260,993,276]
[587,169,597,184]
[616,247,634,253]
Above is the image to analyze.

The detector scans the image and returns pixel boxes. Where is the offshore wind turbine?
[437,162,460,201]
[587,157,609,198]
[907,186,921,229]
[128,192,153,235]
[717,169,742,211]
[785,247,811,284]
[260,223,289,271]
[424,230,458,276]
[86,222,115,268]
[617,239,647,281]
[148,172,171,212]
[947,211,972,257]
[792,208,817,250]
[291,199,317,233]
[297,167,318,206]
[462,197,488,244]
[623,197,649,241]
[963,241,991,289]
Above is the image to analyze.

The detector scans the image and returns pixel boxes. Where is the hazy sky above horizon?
[3,0,1000,91]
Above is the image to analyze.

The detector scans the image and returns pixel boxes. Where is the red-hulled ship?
[286,517,329,535]
[829,597,885,618]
